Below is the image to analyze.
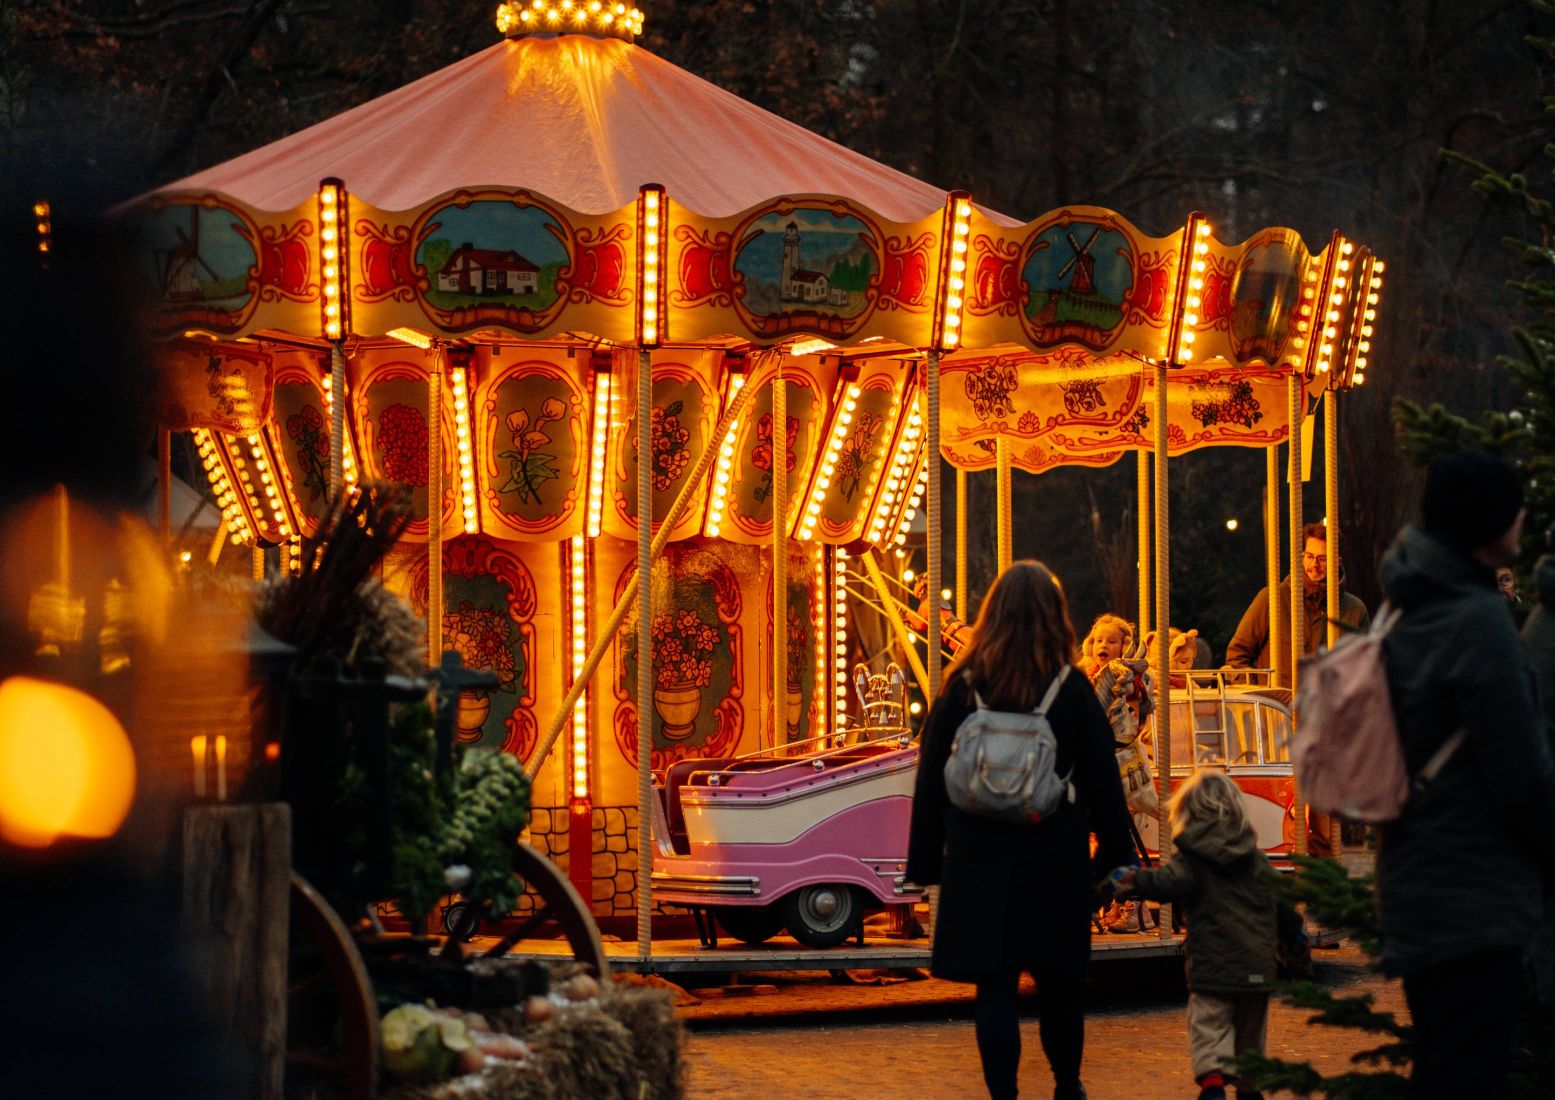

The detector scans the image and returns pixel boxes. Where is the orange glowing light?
[0,677,136,848]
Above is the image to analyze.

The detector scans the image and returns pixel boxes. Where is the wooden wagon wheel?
[287,872,379,1100]
[478,841,611,978]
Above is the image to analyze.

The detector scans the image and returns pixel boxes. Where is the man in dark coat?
[1379,452,1555,1099]
[907,669,1134,1100]
[1225,522,1370,670]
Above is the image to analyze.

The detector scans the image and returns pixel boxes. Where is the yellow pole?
[860,549,932,697]
[1325,387,1342,856]
[995,435,1012,573]
[636,348,654,960]
[1265,447,1283,686]
[428,349,444,667]
[1136,448,1150,640]
[1152,362,1172,942]
[925,351,943,704]
[955,467,968,623]
[528,372,758,778]
[1289,377,1307,856]
[251,547,265,582]
[772,364,788,746]
[158,428,172,544]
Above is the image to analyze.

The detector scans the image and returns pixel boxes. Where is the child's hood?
[1173,813,1261,868]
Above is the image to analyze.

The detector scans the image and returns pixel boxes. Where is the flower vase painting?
[781,575,817,745]
[615,544,744,772]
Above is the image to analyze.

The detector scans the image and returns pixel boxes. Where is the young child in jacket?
[1111,770,1284,1100]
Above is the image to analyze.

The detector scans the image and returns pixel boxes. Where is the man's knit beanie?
[1421,451,1524,551]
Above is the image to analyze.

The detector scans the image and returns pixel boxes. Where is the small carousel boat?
[649,665,924,948]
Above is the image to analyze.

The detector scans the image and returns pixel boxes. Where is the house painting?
[437,242,540,296]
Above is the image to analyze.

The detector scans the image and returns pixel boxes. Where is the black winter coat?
[905,669,1135,981]
[1378,526,1555,976]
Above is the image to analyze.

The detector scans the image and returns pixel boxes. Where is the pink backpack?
[1293,604,1463,824]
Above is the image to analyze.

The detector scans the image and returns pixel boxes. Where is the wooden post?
[1137,448,1150,639]
[182,804,291,1100]
[995,435,1012,573]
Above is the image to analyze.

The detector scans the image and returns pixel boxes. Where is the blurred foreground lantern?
[0,676,136,848]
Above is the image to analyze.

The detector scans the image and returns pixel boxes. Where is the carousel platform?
[472,924,1343,977]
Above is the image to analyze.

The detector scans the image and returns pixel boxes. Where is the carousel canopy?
[133,16,1386,551]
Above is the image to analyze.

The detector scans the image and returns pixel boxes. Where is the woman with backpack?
[906,561,1136,1100]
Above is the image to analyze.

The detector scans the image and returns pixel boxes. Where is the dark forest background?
[6,0,1552,653]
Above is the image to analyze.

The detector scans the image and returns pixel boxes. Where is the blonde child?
[1081,613,1133,678]
[1111,771,1284,1100]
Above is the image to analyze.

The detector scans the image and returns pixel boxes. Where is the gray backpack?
[944,666,1075,824]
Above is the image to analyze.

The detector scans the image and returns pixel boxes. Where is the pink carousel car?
[648,665,924,948]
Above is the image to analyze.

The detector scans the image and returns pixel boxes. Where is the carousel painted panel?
[348,350,459,541]
[960,205,1176,360]
[1225,228,1314,370]
[666,196,937,348]
[940,366,1295,472]
[768,542,825,746]
[601,540,751,805]
[719,360,827,545]
[151,339,273,433]
[135,193,318,339]
[267,353,347,539]
[392,536,546,764]
[470,348,587,541]
[349,189,636,342]
[603,353,720,542]
[805,358,909,544]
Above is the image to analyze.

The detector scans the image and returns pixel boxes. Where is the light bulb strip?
[246,431,295,540]
[496,0,644,40]
[834,548,850,717]
[704,372,746,538]
[195,429,254,546]
[1316,236,1354,375]
[868,393,921,545]
[934,194,974,351]
[568,534,591,800]
[1350,255,1384,387]
[1166,213,1210,365]
[587,368,612,538]
[637,185,665,348]
[814,546,829,734]
[799,382,862,542]
[1300,230,1344,380]
[451,364,479,534]
[33,199,51,267]
[318,178,350,341]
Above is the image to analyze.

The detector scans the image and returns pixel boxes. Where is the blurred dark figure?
[0,172,223,1098]
[1521,523,1555,1008]
[1378,452,1555,1100]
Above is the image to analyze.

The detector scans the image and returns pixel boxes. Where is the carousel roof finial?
[496,0,645,42]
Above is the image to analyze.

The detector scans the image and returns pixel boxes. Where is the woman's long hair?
[941,560,1079,710]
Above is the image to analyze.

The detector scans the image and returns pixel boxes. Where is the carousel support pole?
[527,374,758,778]
[925,350,943,703]
[772,363,788,748]
[995,435,1012,573]
[1152,361,1173,941]
[207,519,227,567]
[428,349,444,667]
[955,468,968,622]
[1324,388,1342,856]
[252,547,265,583]
[1288,377,1307,857]
[1137,449,1151,639]
[1265,447,1284,687]
[158,427,172,545]
[329,342,346,498]
[859,550,932,697]
[635,348,654,963]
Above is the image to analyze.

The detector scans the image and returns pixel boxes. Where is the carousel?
[132,0,1386,972]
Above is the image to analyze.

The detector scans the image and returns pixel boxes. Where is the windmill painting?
[141,203,257,311]
[1022,220,1134,349]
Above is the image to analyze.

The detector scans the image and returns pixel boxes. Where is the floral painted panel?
[353,360,457,540]
[606,360,715,541]
[612,541,744,773]
[268,357,334,537]
[407,537,538,761]
[722,366,824,544]
[477,359,586,540]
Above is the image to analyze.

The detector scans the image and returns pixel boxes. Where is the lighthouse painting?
[732,209,876,335]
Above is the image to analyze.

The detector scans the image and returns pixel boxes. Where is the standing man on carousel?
[1224,521,1370,855]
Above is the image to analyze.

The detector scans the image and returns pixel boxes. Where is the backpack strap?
[1034,665,1071,716]
[1413,728,1467,791]
[1371,600,1403,639]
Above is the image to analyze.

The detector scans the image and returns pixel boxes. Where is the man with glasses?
[1225,522,1370,673]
